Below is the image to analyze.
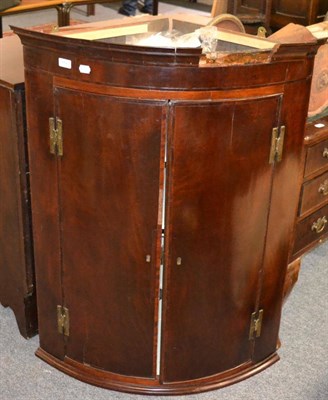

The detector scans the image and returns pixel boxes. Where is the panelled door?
[41,82,305,384]
[162,95,283,382]
[52,85,165,378]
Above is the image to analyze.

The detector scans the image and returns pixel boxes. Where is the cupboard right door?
[162,95,282,382]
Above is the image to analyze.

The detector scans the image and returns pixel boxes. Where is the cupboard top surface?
[12,14,321,92]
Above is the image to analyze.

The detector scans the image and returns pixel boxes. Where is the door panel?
[254,80,312,362]
[55,88,164,378]
[162,96,281,382]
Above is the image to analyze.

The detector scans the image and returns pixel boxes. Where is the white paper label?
[315,123,325,128]
[58,58,72,69]
[79,64,91,74]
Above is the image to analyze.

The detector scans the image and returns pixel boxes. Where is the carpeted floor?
[1,4,328,399]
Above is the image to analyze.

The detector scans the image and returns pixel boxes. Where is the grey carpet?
[0,241,327,400]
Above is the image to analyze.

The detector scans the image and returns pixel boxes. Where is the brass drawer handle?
[323,148,328,158]
[318,180,328,196]
[311,216,328,234]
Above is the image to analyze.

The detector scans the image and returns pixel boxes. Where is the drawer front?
[304,139,328,178]
[293,204,328,256]
[300,171,328,216]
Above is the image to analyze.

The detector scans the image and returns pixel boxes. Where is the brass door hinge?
[49,117,63,156]
[57,305,70,336]
[269,125,285,164]
[249,309,264,340]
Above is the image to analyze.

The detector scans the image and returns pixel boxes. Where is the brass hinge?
[269,125,285,164]
[57,305,70,336]
[49,117,63,156]
[249,309,264,340]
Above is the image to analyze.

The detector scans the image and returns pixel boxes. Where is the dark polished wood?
[292,203,328,257]
[304,138,328,179]
[227,1,328,33]
[14,17,319,394]
[56,90,163,377]
[35,347,279,395]
[299,170,328,216]
[0,35,37,338]
[283,258,301,303]
[271,0,328,30]
[291,116,328,260]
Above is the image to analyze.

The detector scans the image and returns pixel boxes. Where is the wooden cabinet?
[226,1,328,32]
[291,117,328,259]
[163,96,282,382]
[0,35,37,338]
[227,0,272,29]
[14,16,319,394]
[271,0,328,30]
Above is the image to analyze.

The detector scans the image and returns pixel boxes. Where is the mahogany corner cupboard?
[14,15,320,395]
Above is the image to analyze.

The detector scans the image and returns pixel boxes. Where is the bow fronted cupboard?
[14,16,320,394]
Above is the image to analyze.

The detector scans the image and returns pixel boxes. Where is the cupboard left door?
[33,82,165,379]
[0,84,37,338]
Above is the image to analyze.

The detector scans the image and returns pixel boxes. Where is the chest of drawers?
[291,116,328,260]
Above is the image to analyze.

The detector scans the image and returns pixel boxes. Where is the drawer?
[299,171,328,216]
[293,204,328,257]
[304,138,328,178]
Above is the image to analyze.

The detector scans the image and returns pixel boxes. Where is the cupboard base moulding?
[35,348,279,395]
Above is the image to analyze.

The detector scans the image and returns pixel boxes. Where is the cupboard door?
[162,96,281,382]
[54,87,164,378]
[253,79,312,362]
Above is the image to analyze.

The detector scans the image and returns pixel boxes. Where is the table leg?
[56,3,74,27]
[87,4,95,16]
[152,0,158,15]
[0,17,3,38]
